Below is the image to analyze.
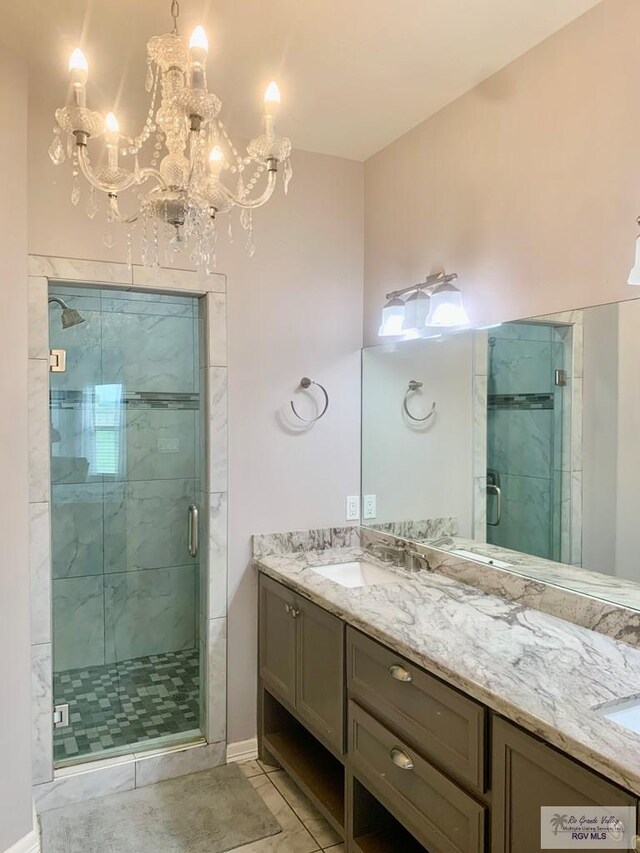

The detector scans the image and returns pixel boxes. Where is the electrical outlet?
[363,494,377,520]
[158,438,180,454]
[346,495,360,521]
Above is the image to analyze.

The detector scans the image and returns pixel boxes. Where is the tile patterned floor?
[235,760,345,852]
[53,649,200,763]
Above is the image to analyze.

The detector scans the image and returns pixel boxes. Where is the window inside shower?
[49,284,204,767]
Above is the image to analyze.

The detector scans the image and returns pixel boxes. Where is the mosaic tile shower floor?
[53,648,200,763]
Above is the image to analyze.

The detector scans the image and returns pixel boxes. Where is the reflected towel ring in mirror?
[290,377,330,423]
[403,380,436,423]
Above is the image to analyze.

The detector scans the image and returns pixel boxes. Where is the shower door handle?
[487,484,502,527]
[188,505,199,558]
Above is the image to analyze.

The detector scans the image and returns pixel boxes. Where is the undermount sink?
[598,696,640,735]
[450,548,513,569]
[307,560,403,588]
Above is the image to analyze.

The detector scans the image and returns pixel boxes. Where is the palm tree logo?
[550,814,568,835]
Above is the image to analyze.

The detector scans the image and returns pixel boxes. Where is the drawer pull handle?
[290,607,300,619]
[390,747,414,770]
[389,664,413,683]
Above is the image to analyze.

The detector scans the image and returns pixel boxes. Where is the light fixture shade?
[425,282,469,327]
[402,290,430,332]
[629,236,640,285]
[378,297,405,336]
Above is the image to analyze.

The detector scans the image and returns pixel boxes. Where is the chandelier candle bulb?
[263,81,281,136]
[104,112,120,166]
[68,48,88,107]
[208,145,224,178]
[188,25,208,90]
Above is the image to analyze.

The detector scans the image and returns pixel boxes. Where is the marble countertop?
[256,545,640,797]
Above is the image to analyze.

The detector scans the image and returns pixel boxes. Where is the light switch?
[346,495,360,521]
[363,494,377,520]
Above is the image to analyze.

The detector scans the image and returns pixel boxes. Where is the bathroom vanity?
[255,543,640,853]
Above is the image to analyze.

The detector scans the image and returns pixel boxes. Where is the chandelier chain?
[170,0,180,35]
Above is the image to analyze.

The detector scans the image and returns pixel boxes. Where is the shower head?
[48,297,86,330]
[61,307,85,329]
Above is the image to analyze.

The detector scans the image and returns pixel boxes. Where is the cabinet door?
[296,595,345,753]
[492,717,637,853]
[259,575,297,707]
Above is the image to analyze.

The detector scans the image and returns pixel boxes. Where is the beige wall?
[28,91,364,743]
[0,55,32,852]
[364,0,639,345]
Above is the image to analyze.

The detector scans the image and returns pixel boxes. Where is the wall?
[362,336,473,533]
[582,303,618,574]
[28,90,364,743]
[0,55,33,852]
[364,0,640,345]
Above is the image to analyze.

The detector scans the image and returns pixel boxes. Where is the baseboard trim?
[226,738,258,763]
[3,828,40,853]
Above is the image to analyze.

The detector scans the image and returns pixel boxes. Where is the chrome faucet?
[366,540,406,568]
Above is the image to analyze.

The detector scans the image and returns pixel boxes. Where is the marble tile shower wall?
[48,287,201,672]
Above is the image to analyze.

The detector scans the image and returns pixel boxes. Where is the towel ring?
[403,380,436,423]
[291,377,329,423]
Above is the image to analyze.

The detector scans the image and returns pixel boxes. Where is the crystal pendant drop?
[227,218,234,243]
[240,208,252,231]
[86,187,98,220]
[245,231,256,258]
[48,133,65,166]
[145,62,154,93]
[134,154,141,182]
[126,227,133,271]
[283,158,293,195]
[71,176,81,206]
[102,228,116,249]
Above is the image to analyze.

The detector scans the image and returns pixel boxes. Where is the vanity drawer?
[347,628,486,791]
[349,700,486,853]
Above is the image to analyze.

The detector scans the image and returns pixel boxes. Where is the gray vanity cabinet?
[492,717,637,853]
[259,574,345,754]
[259,574,297,707]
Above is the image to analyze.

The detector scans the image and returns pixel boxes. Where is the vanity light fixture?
[378,297,406,336]
[378,272,468,338]
[402,289,431,333]
[629,220,640,285]
[48,0,292,273]
[425,279,470,327]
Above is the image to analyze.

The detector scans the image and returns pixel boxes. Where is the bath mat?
[40,763,282,853]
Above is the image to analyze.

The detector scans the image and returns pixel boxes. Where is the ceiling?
[6,0,602,160]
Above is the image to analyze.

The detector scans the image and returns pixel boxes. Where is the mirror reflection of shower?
[48,296,85,329]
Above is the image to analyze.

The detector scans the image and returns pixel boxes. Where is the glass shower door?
[486,322,568,561]
[49,284,203,766]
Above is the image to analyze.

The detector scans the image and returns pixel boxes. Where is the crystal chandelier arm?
[215,168,277,210]
[76,147,167,194]
[107,194,139,225]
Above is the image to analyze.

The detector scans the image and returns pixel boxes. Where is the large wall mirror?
[361,297,640,610]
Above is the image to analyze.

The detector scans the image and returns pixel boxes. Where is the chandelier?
[49,0,292,272]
